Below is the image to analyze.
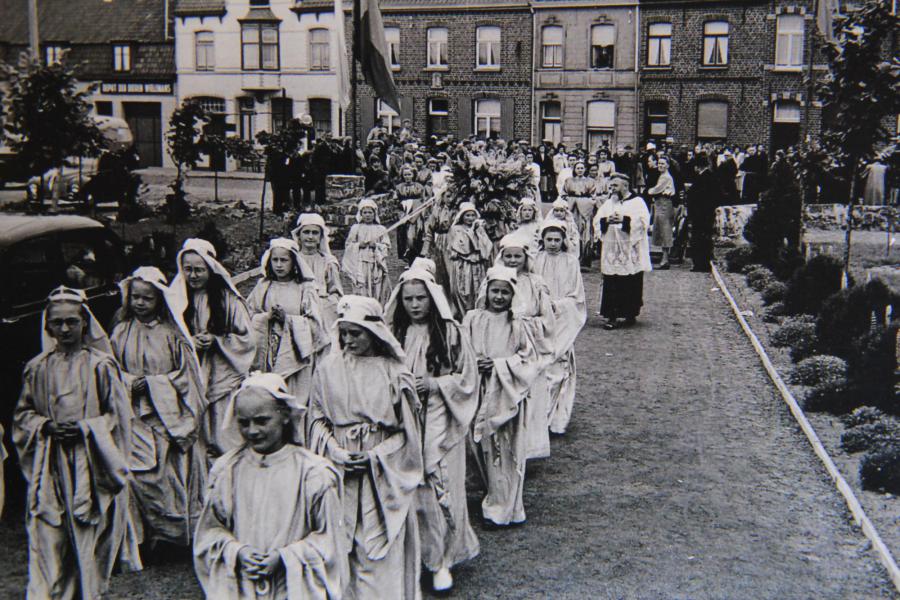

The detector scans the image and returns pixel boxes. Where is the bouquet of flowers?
[444,152,534,240]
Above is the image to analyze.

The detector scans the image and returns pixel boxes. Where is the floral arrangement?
[443,152,535,240]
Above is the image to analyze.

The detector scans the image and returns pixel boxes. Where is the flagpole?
[352,0,360,154]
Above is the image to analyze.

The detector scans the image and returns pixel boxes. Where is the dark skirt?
[600,272,644,320]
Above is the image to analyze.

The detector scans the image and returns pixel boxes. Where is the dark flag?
[356,0,401,112]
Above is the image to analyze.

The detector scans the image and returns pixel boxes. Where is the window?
[238,97,256,141]
[195,96,226,114]
[541,26,563,68]
[195,31,215,71]
[249,0,269,5]
[775,14,804,67]
[45,45,64,66]
[309,98,332,135]
[271,97,293,132]
[427,98,449,138]
[702,21,729,66]
[427,28,448,68]
[309,28,330,71]
[95,101,113,117]
[242,23,279,70]
[474,99,501,139]
[647,23,672,66]
[476,26,501,69]
[772,100,801,151]
[385,27,400,68]
[590,24,615,69]
[113,44,131,72]
[377,98,400,133]
[645,100,668,140]
[586,100,615,152]
[697,100,728,142]
[540,101,562,145]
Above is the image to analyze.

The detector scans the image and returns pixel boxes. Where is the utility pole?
[28,0,40,60]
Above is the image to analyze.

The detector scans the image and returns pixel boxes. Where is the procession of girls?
[9,184,603,599]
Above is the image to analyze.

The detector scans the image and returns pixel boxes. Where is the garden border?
[711,263,900,593]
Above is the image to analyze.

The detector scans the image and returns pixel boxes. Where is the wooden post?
[28,0,39,61]
[259,172,268,243]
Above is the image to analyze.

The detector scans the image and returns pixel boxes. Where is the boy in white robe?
[462,267,541,526]
[533,221,587,434]
[14,286,136,599]
[194,373,347,599]
[386,267,480,591]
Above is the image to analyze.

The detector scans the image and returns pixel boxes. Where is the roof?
[0,215,105,247]
[0,0,169,44]
[174,0,227,17]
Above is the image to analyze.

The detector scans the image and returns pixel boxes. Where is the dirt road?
[0,265,894,598]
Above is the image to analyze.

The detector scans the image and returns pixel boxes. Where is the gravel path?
[0,264,894,598]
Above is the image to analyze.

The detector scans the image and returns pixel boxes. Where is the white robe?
[533,251,587,434]
[194,444,348,599]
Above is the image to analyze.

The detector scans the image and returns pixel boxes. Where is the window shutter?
[457,96,472,138]
[361,96,376,134]
[501,97,515,140]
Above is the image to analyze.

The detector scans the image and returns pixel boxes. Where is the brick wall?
[348,6,533,141]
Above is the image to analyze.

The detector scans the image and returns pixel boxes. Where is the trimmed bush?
[783,254,848,317]
[841,421,899,453]
[816,280,898,360]
[763,301,786,323]
[842,406,885,428]
[846,324,899,415]
[761,281,788,305]
[771,316,817,361]
[801,379,854,414]
[860,444,900,495]
[746,266,776,291]
[724,246,756,273]
[741,263,763,275]
[789,355,848,387]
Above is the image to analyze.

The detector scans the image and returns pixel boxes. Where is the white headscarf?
[223,371,306,444]
[335,295,405,361]
[410,257,437,277]
[485,265,518,286]
[540,218,568,237]
[41,285,113,355]
[355,198,381,224]
[451,201,480,226]
[259,237,315,281]
[384,267,456,326]
[172,238,241,297]
[516,197,543,225]
[551,198,569,211]
[291,212,334,256]
[119,266,194,347]
[495,229,536,271]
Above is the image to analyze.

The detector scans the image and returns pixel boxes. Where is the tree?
[165,100,209,222]
[200,134,260,202]
[816,0,900,273]
[0,55,105,208]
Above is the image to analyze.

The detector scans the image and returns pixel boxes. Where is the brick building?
[0,0,178,167]
[175,0,345,171]
[637,0,823,152]
[532,0,639,152]
[350,0,533,143]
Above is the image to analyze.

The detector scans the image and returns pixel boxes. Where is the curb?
[711,262,900,593]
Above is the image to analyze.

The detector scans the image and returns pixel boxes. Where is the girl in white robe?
[462,266,541,526]
[479,230,556,460]
[111,267,207,547]
[247,238,330,444]
[342,198,392,305]
[14,286,136,599]
[292,213,343,329]
[308,296,423,599]
[513,197,543,254]
[194,373,348,600]
[533,221,587,434]
[446,202,493,316]
[172,238,256,461]
[550,199,582,258]
[385,267,480,591]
